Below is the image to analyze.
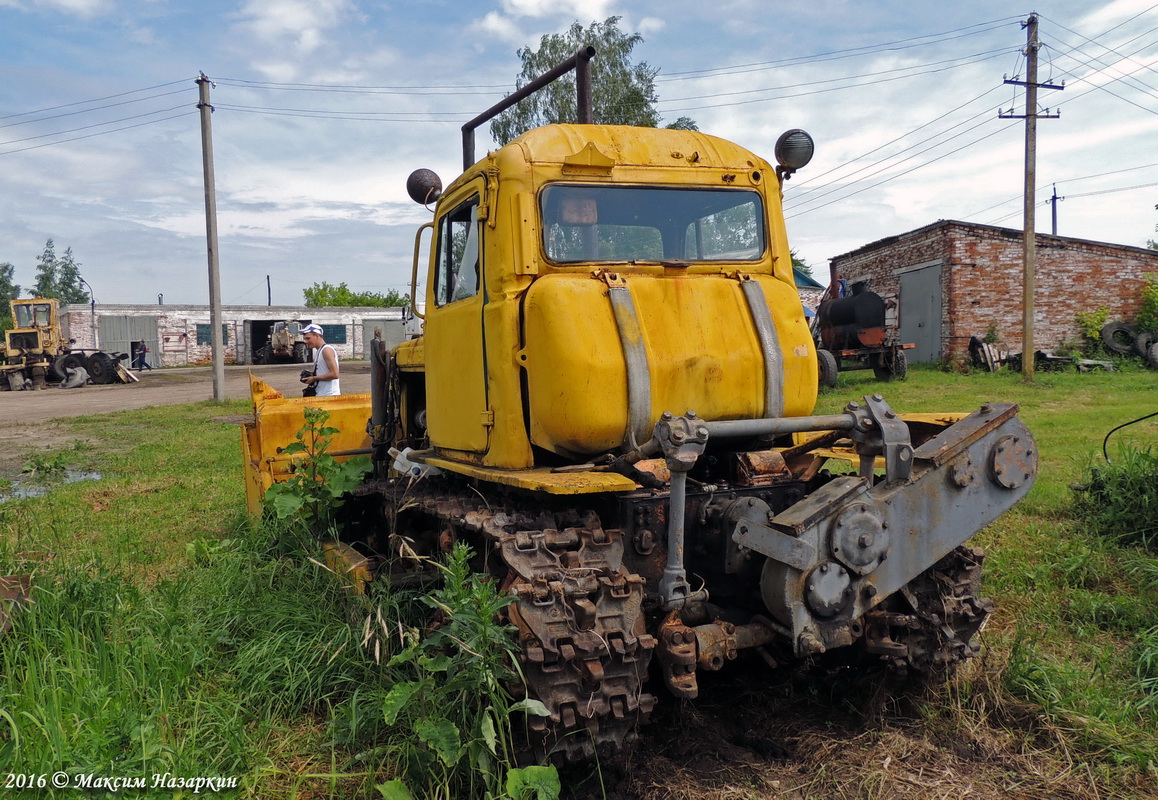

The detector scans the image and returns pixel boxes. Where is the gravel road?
[0,361,372,424]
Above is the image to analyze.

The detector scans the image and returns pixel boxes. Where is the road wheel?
[253,344,273,365]
[292,342,308,363]
[817,348,839,388]
[873,349,908,381]
[1101,322,1136,354]
[86,352,117,384]
[50,353,85,382]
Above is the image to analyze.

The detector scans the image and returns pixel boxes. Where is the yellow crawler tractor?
[1,298,132,390]
[243,50,1037,761]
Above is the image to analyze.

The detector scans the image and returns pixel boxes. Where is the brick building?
[829,220,1158,364]
[60,303,406,368]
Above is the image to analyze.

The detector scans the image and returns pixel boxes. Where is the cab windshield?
[541,185,765,264]
[14,303,52,328]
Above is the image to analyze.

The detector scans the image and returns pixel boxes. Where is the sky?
[1,0,1156,306]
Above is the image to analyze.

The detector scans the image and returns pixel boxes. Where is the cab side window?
[434,195,481,307]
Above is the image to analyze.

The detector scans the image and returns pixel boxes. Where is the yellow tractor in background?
[252,320,311,365]
[242,49,1038,762]
[1,297,133,390]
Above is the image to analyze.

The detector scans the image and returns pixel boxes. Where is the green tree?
[791,249,814,277]
[665,116,699,131]
[489,17,693,146]
[303,281,408,308]
[33,239,88,304]
[0,262,19,332]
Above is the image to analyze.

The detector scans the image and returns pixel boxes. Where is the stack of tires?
[1100,322,1158,368]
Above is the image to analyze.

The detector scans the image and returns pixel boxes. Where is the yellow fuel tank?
[521,271,816,456]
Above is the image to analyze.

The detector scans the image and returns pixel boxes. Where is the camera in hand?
[301,368,317,397]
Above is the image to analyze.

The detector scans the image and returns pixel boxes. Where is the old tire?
[1134,331,1156,358]
[292,342,308,363]
[86,352,117,384]
[873,349,908,381]
[50,353,85,382]
[1147,342,1158,369]
[817,348,839,388]
[253,344,273,365]
[1101,322,1136,354]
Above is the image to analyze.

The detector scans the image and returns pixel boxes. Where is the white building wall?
[61,304,404,367]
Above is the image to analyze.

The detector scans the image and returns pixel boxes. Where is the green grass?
[0,402,538,799]
[0,366,1157,797]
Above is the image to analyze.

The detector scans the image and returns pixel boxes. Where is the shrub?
[1135,273,1158,335]
[1074,306,1110,354]
[1075,445,1158,551]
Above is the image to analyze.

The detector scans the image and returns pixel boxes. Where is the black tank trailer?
[813,279,913,387]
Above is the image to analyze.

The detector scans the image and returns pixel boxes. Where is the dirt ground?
[0,361,371,424]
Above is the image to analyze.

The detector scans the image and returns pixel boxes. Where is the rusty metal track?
[394,483,657,761]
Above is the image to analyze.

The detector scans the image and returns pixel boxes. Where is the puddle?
[0,470,102,502]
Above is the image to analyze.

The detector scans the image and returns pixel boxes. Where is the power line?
[0,111,196,156]
[785,122,1017,220]
[0,104,190,147]
[791,85,1005,196]
[212,102,470,121]
[213,77,513,92]
[0,88,191,130]
[656,17,1024,81]
[657,49,1012,114]
[658,47,1014,106]
[0,79,190,121]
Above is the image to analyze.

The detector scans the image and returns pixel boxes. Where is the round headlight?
[406,168,442,205]
[774,129,814,173]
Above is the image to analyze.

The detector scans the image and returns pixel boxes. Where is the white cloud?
[477,10,526,45]
[234,0,354,55]
[637,16,665,36]
[1075,0,1157,33]
[498,0,615,19]
[39,0,110,14]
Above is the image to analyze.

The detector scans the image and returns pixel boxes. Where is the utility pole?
[1000,15,1062,381]
[197,72,226,402]
[1049,184,1063,235]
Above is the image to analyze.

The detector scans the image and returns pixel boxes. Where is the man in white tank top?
[301,323,341,396]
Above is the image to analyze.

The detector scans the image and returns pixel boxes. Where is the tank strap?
[601,273,652,450]
[737,276,784,418]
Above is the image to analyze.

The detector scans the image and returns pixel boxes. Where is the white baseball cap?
[301,323,324,335]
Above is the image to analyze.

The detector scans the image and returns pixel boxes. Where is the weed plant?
[1076,444,1158,551]
[343,544,556,800]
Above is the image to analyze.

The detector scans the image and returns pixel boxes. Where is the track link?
[865,545,993,674]
[399,484,657,762]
